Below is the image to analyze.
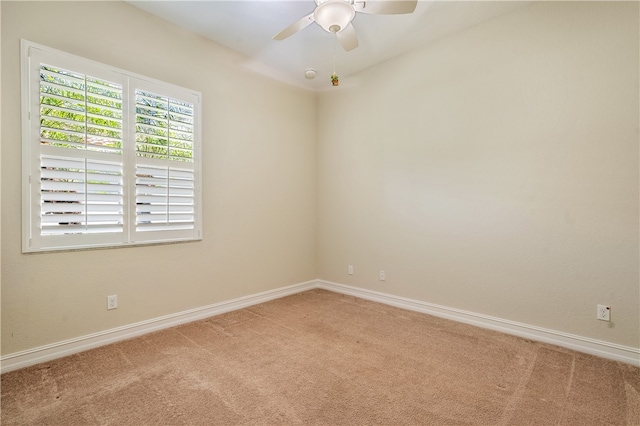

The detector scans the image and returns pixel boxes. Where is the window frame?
[21,39,203,253]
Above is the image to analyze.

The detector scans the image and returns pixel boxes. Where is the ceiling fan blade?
[357,0,417,15]
[273,12,316,40]
[336,22,358,51]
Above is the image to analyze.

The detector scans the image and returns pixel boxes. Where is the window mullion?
[165,97,170,226]
[123,78,136,244]
[84,76,89,231]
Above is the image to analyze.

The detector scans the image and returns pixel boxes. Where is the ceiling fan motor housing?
[314,0,356,33]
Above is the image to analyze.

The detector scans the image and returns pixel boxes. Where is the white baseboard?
[2,279,638,373]
[317,280,640,367]
[0,280,317,374]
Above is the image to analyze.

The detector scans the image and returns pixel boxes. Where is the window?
[21,40,202,252]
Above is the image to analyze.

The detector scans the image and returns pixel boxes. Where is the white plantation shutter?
[22,40,201,252]
[40,66,124,153]
[134,90,195,235]
[135,165,195,232]
[38,63,124,242]
[40,156,124,235]
[131,85,199,243]
[135,90,194,162]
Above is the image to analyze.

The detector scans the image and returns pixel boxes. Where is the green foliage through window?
[40,65,123,152]
[135,90,194,162]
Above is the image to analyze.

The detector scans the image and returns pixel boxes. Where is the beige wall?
[1,1,317,355]
[2,1,638,358]
[317,1,639,347]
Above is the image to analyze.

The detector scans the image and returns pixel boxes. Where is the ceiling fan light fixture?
[313,0,355,33]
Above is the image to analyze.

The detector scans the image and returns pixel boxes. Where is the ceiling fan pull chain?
[333,34,336,73]
[331,35,339,86]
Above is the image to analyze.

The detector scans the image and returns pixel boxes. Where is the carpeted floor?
[1,289,639,425]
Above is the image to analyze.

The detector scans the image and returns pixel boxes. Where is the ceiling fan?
[273,0,418,52]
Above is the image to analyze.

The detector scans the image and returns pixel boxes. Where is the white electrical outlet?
[107,295,118,310]
[348,265,353,275]
[596,304,610,321]
[379,270,386,281]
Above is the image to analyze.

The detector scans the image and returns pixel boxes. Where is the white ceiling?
[127,1,530,91]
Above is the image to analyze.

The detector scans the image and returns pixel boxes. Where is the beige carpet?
[2,289,639,425]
